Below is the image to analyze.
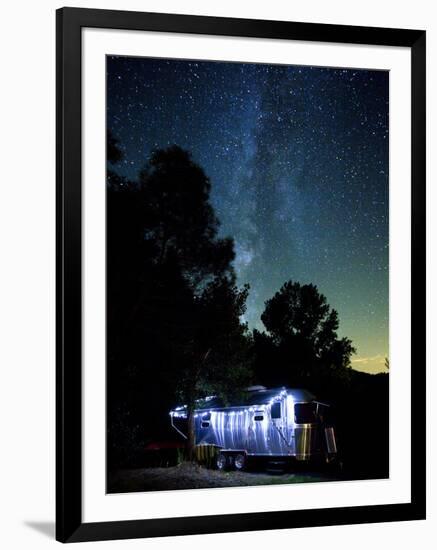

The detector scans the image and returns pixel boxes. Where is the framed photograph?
[56,7,426,543]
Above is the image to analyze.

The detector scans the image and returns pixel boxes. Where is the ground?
[108,462,341,493]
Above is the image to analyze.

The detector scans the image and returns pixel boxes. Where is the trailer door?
[246,410,270,454]
[269,400,290,454]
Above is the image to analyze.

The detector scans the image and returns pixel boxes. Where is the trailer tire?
[216,452,228,471]
[234,453,246,471]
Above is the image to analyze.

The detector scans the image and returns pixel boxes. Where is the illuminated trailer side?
[169,387,337,471]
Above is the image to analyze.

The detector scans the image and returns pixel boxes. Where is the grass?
[108,461,339,493]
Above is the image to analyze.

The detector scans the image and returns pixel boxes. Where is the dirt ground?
[108,462,340,493]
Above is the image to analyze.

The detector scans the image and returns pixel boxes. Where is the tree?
[106,143,252,464]
[175,277,252,457]
[139,146,234,287]
[254,281,355,396]
[107,129,124,164]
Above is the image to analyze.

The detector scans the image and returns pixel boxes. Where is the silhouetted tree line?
[107,131,388,479]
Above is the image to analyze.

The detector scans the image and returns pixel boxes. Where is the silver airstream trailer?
[169,386,337,470]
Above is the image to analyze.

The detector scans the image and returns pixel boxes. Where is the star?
[107,57,389,374]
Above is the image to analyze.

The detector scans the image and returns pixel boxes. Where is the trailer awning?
[170,387,316,414]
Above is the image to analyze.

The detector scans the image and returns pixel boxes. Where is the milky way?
[107,56,389,373]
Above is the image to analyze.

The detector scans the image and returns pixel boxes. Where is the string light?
[169,387,335,460]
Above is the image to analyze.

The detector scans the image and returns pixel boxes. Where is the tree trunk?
[186,407,196,462]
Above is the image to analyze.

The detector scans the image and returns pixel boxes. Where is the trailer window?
[201,421,210,428]
[271,402,281,419]
[294,403,317,424]
[202,412,211,421]
[254,415,264,421]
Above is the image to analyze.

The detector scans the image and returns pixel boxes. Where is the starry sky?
[107,56,389,374]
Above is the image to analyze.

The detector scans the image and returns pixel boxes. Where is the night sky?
[107,56,389,374]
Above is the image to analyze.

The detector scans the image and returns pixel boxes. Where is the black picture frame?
[56,7,426,543]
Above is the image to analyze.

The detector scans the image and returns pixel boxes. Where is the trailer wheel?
[234,453,246,471]
[216,452,228,471]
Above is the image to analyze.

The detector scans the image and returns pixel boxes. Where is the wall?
[0,0,434,548]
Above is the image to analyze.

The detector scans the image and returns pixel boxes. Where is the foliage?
[138,146,235,288]
[107,141,252,462]
[253,281,355,397]
[107,129,124,164]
